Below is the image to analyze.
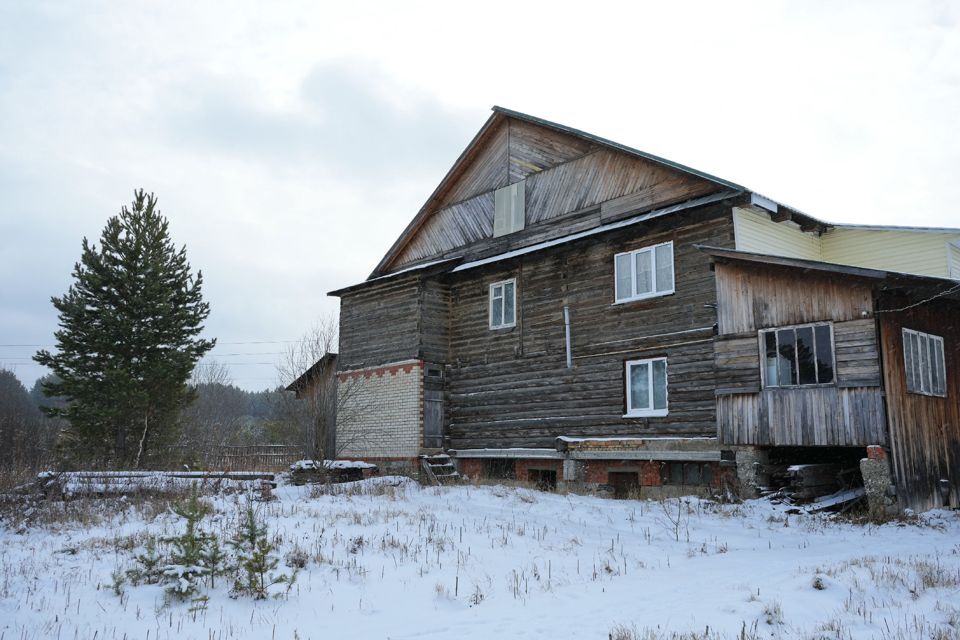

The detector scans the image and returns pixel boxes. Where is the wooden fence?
[174,445,304,471]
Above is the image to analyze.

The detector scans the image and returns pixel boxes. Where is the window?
[903,328,947,397]
[662,462,714,486]
[493,181,525,237]
[614,241,674,303]
[761,323,834,388]
[625,357,668,417]
[489,279,516,329]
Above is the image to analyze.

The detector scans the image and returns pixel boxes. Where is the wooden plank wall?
[717,388,886,446]
[879,297,960,512]
[390,120,718,270]
[713,261,886,447]
[443,213,734,449]
[714,262,874,334]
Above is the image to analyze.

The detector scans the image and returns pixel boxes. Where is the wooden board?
[879,297,960,512]
[714,262,874,335]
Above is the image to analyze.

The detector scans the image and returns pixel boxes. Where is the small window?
[614,241,674,303]
[761,323,835,388]
[493,181,525,237]
[903,328,947,397]
[625,357,668,417]
[662,462,714,486]
[489,279,516,329]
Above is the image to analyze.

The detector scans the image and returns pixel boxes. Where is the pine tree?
[34,190,215,467]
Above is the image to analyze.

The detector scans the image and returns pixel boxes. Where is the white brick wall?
[336,360,422,458]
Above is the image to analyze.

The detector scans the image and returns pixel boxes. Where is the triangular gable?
[371,107,744,277]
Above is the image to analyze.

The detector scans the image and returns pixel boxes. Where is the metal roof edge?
[697,244,960,287]
[451,190,739,274]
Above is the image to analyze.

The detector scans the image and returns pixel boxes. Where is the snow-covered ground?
[2,478,959,639]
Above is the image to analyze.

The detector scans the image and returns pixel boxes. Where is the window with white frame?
[903,328,947,397]
[614,241,674,303]
[489,279,516,329]
[761,323,835,388]
[625,357,668,417]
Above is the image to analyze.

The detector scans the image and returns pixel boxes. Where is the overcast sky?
[1,1,958,391]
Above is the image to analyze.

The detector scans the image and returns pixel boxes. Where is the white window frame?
[902,328,947,397]
[624,357,668,417]
[489,278,516,330]
[759,322,836,389]
[614,241,675,304]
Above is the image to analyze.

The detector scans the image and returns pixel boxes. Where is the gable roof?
[370,106,749,278]
[366,107,958,283]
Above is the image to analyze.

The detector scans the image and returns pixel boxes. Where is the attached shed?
[703,246,960,512]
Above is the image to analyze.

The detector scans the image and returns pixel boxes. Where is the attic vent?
[493,180,525,237]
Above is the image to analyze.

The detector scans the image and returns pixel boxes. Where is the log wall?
[443,212,734,449]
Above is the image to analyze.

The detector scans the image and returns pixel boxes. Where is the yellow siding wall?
[733,207,960,279]
[732,207,822,260]
[949,242,960,280]
[821,229,957,278]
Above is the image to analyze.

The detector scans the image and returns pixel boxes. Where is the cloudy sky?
[1,1,958,390]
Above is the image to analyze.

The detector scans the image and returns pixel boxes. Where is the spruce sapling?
[163,488,212,599]
[229,501,295,599]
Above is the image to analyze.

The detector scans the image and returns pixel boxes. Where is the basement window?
[489,279,516,329]
[662,462,714,486]
[761,323,835,388]
[625,357,668,417]
[614,241,674,303]
[903,328,947,397]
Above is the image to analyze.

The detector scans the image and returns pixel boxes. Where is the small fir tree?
[34,190,214,467]
[162,488,213,599]
[128,535,164,585]
[228,502,294,599]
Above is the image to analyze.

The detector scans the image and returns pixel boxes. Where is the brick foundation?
[515,459,562,482]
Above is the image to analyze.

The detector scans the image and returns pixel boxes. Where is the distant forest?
[0,368,306,469]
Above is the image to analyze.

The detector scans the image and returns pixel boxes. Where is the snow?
[289,459,377,471]
[2,479,959,639]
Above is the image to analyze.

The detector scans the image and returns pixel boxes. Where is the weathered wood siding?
[338,274,450,370]
[715,262,874,335]
[879,298,960,512]
[444,212,734,449]
[389,119,719,271]
[713,261,886,447]
[717,388,886,446]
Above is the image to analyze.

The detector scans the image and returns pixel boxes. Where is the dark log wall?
[418,278,451,365]
[337,275,422,369]
[879,298,960,512]
[389,119,719,272]
[337,273,451,371]
[713,261,886,447]
[443,211,734,449]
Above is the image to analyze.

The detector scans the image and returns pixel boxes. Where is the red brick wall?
[460,458,483,480]
[585,460,665,486]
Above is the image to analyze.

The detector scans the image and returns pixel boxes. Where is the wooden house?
[705,247,960,512]
[317,106,959,504]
